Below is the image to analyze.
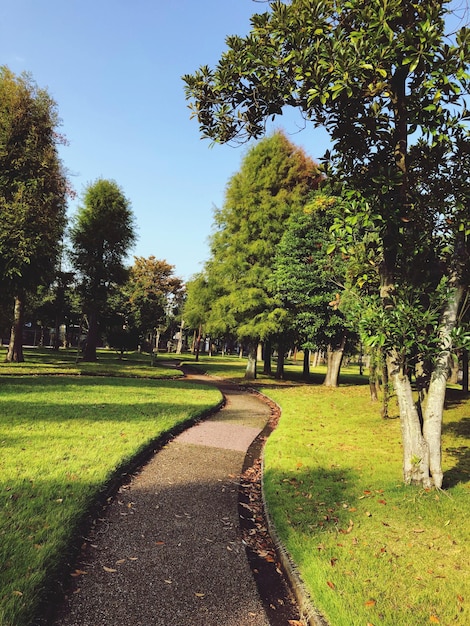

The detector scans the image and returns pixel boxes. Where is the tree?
[69,179,136,362]
[204,131,322,378]
[273,191,351,386]
[125,256,184,351]
[184,272,212,360]
[0,67,68,362]
[184,0,469,487]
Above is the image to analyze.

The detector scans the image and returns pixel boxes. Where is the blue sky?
[0,0,332,281]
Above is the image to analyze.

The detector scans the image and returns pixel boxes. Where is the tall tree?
[0,67,68,362]
[184,272,213,360]
[183,0,469,487]
[125,256,184,349]
[273,191,351,386]
[205,130,322,378]
[70,179,136,362]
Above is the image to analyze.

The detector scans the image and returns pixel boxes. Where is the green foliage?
[69,179,136,360]
[124,256,183,337]
[70,179,136,301]
[203,131,322,345]
[184,0,469,303]
[0,66,68,295]
[272,190,350,351]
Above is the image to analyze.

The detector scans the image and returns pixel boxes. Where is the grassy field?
[185,354,469,626]
[0,349,221,626]
[1,350,468,626]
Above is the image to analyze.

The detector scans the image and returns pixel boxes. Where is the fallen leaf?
[365,511,372,517]
[413,529,425,533]
[164,579,172,584]
[195,592,205,598]
[155,541,165,546]
[288,621,304,626]
[12,591,23,596]
[457,594,464,603]
[129,557,138,561]
[365,599,376,607]
[327,580,336,590]
[71,569,87,577]
[378,499,387,505]
[115,559,126,565]
[103,566,117,573]
[429,616,440,623]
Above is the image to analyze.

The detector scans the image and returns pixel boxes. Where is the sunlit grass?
[0,347,181,378]
[262,384,469,626]
[0,373,221,626]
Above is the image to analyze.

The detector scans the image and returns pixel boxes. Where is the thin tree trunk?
[323,337,346,387]
[6,295,25,363]
[83,311,98,362]
[244,343,257,380]
[263,339,272,375]
[302,348,310,379]
[462,349,469,393]
[423,285,463,489]
[276,349,285,379]
[176,319,184,354]
[381,352,391,419]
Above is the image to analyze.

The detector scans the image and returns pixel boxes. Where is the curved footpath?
[50,371,306,626]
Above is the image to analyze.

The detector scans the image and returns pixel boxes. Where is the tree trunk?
[244,344,257,380]
[389,356,432,487]
[82,311,98,362]
[369,348,379,402]
[6,295,25,363]
[176,319,185,354]
[462,349,469,393]
[323,337,345,387]
[194,325,202,362]
[263,339,272,375]
[422,285,463,489]
[302,348,310,379]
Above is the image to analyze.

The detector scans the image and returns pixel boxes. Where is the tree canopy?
[70,178,136,361]
[201,130,322,377]
[0,67,69,362]
[184,0,470,487]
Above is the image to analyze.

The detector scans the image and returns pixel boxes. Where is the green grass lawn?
[262,384,469,626]
[0,346,181,378]
[1,350,468,626]
[0,351,221,626]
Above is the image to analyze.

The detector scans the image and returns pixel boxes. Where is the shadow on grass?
[264,464,359,537]
[442,414,470,488]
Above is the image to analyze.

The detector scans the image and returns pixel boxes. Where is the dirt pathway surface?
[50,374,301,626]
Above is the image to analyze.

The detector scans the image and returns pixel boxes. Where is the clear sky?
[0,0,333,281]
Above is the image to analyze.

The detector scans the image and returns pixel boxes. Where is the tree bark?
[462,349,469,393]
[323,337,345,387]
[263,339,272,375]
[82,311,98,362]
[302,348,310,379]
[244,344,257,380]
[389,351,432,487]
[422,285,464,489]
[6,295,25,363]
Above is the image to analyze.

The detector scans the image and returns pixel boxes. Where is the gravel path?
[50,375,300,626]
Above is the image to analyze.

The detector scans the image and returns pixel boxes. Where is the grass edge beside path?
[0,366,221,626]
[261,383,469,626]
